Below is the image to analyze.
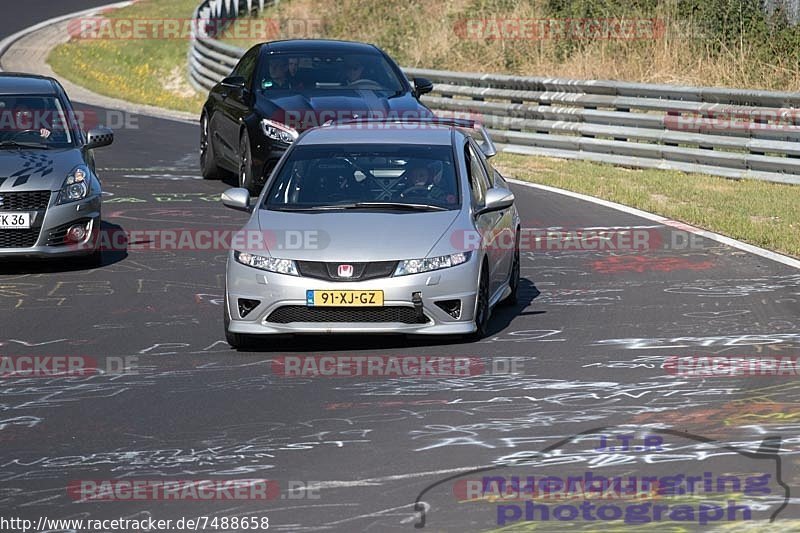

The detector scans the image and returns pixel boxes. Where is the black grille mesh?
[0,191,51,211]
[0,229,40,248]
[266,305,429,324]
[296,260,398,281]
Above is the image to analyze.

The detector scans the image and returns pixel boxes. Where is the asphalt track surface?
[2,3,800,532]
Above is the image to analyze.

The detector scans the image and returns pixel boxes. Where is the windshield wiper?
[268,204,354,211]
[346,202,447,211]
[0,140,50,150]
[269,202,447,212]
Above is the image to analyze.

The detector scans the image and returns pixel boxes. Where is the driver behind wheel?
[399,161,447,202]
[2,99,51,140]
[344,57,367,85]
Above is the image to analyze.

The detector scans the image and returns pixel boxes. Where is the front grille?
[266,305,430,324]
[0,228,40,248]
[0,191,51,211]
[296,260,398,281]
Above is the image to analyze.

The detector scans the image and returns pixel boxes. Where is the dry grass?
[223,0,800,91]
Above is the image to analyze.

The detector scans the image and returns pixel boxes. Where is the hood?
[257,90,432,132]
[0,148,83,192]
[256,209,460,262]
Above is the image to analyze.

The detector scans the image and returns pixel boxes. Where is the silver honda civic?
[221,118,521,348]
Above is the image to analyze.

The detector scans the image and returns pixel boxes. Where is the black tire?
[468,264,491,340]
[224,295,254,350]
[200,113,223,180]
[501,229,520,306]
[238,133,260,196]
[74,249,102,269]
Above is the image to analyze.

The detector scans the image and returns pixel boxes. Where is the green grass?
[494,153,800,259]
[48,0,206,114]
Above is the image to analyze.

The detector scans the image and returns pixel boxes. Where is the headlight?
[56,166,91,204]
[234,251,299,275]
[261,119,298,144]
[394,252,472,276]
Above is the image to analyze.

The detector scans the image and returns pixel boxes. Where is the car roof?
[263,39,382,55]
[297,123,456,146]
[0,73,59,95]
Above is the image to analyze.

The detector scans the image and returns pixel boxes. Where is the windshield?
[264,143,460,210]
[0,95,74,147]
[257,52,406,93]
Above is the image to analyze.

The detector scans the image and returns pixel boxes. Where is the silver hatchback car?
[221,118,521,348]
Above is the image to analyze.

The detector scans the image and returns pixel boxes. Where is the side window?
[233,46,259,85]
[465,142,489,207]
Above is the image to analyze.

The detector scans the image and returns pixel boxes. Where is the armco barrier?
[189,0,800,184]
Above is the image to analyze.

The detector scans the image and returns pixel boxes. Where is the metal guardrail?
[188,1,800,184]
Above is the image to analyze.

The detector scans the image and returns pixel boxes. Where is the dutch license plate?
[307,290,384,307]
[0,212,30,229]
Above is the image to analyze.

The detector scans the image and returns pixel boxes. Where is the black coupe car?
[200,39,434,194]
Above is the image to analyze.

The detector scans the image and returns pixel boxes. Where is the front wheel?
[501,230,520,306]
[200,114,223,180]
[238,133,260,196]
[224,294,254,350]
[468,265,491,341]
[72,249,102,270]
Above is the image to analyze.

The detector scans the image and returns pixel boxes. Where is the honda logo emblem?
[337,264,354,277]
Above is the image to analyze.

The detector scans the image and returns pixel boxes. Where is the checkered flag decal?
[0,153,55,188]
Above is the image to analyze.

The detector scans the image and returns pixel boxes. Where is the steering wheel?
[400,184,431,199]
[10,129,44,141]
[348,79,384,90]
[326,192,350,202]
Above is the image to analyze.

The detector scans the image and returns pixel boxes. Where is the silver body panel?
[225,123,520,336]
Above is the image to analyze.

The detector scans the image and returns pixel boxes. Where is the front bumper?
[0,194,101,259]
[251,135,291,186]
[225,254,481,336]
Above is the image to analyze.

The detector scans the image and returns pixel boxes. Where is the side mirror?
[221,76,247,89]
[221,187,252,212]
[85,127,114,149]
[476,187,514,216]
[480,140,497,158]
[413,77,433,97]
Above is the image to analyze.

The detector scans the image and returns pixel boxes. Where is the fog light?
[66,224,87,243]
[238,298,261,318]
[435,299,462,319]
